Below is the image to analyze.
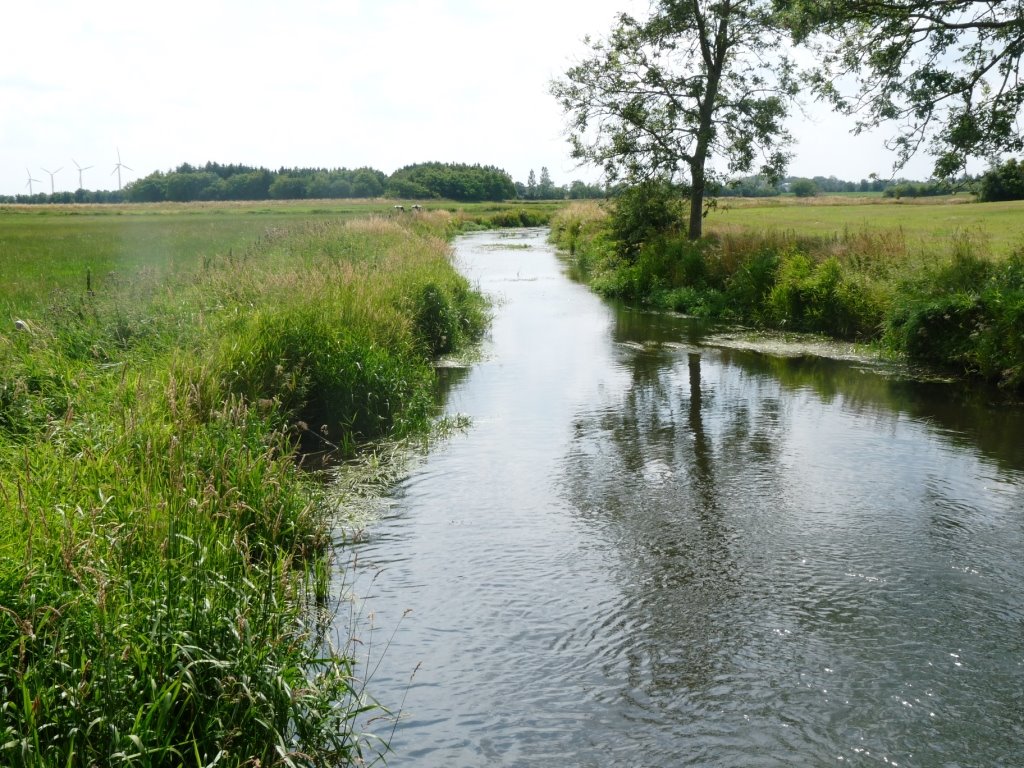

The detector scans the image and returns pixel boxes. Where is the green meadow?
[0,199,559,313]
[0,200,512,767]
[706,195,1024,257]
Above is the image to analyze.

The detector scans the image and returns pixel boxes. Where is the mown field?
[0,199,526,767]
[706,194,1024,257]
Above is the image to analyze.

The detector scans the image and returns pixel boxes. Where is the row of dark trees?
[717,159,1024,202]
[0,161,611,204]
[716,175,901,197]
[124,163,507,203]
[6,158,1022,205]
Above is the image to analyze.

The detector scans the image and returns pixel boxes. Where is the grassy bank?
[0,207,487,766]
[552,199,1024,392]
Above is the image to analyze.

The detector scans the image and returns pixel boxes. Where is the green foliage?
[883,179,955,198]
[783,0,1024,177]
[723,246,781,319]
[766,253,884,338]
[409,281,488,357]
[386,162,515,202]
[268,173,309,200]
[483,208,549,228]
[978,158,1024,202]
[885,250,1024,389]
[609,181,686,261]
[556,197,1024,389]
[790,178,818,197]
[122,165,392,203]
[715,175,782,197]
[551,0,798,238]
[219,309,433,451]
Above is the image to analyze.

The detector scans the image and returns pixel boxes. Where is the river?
[340,228,1024,767]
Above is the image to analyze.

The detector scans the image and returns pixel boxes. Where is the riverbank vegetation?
[552,196,1024,392]
[0,204,489,766]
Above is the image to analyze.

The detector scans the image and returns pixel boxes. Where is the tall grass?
[552,201,1024,392]
[0,210,487,766]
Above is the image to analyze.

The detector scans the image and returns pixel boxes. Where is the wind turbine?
[111,148,132,190]
[40,166,63,195]
[25,168,42,195]
[73,159,94,190]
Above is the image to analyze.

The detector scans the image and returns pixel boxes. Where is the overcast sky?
[1,0,942,197]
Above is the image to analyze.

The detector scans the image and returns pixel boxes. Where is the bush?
[218,308,433,452]
[978,158,1024,202]
[887,250,1024,389]
[790,179,818,197]
[724,246,781,320]
[609,180,686,261]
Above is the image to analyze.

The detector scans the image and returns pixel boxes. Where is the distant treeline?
[2,161,611,205]
[8,158,1023,204]
[714,175,966,198]
[718,159,1024,201]
[124,162,517,203]
[0,161,607,205]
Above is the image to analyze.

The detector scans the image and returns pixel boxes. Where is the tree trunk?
[688,163,705,240]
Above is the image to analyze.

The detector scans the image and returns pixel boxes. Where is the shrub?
[767,253,883,338]
[411,280,488,357]
[609,180,686,261]
[887,250,1024,389]
[978,158,1024,202]
[218,308,433,452]
[790,179,818,197]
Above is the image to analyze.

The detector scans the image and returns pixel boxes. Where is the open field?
[0,198,562,313]
[707,195,1024,257]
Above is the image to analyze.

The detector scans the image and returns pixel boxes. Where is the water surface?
[342,229,1024,767]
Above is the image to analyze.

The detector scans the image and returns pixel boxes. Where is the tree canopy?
[551,0,798,238]
[110,162,516,203]
[385,162,516,202]
[779,0,1024,178]
[979,157,1024,201]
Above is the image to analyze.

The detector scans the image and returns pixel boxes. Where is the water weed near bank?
[0,209,486,766]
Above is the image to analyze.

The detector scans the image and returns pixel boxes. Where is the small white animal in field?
[14,319,31,332]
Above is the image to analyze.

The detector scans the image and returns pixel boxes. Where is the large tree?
[779,0,1024,178]
[551,0,798,239]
